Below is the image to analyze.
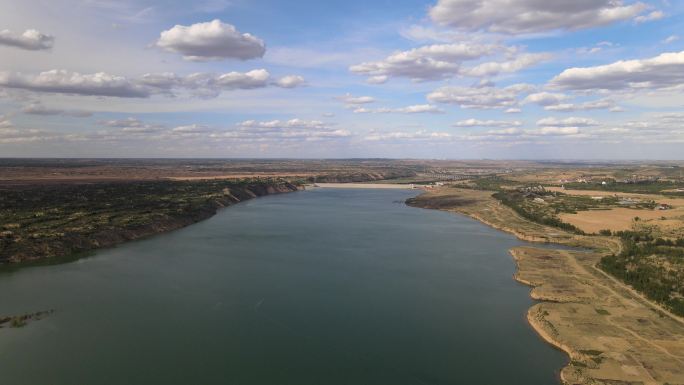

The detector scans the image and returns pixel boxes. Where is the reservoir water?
[0,188,566,384]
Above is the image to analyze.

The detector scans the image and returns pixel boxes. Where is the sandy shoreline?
[408,187,684,385]
[310,183,419,189]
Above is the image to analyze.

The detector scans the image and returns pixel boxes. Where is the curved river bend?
[0,188,566,385]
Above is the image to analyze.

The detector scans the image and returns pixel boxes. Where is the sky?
[0,0,683,159]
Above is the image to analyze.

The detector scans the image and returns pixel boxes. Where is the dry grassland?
[408,187,684,385]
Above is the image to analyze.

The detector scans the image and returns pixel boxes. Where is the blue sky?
[0,0,683,158]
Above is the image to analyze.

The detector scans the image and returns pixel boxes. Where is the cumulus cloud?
[523,92,571,106]
[0,29,54,50]
[214,69,270,89]
[544,99,620,112]
[454,119,522,127]
[461,112,684,145]
[536,117,599,127]
[429,0,650,34]
[336,93,375,105]
[427,83,534,109]
[0,127,59,144]
[156,19,265,61]
[350,43,496,82]
[605,113,684,144]
[0,70,149,98]
[550,50,684,91]
[0,115,13,128]
[463,53,551,77]
[364,130,452,142]
[523,92,620,112]
[100,117,165,133]
[0,69,296,99]
[366,75,388,84]
[238,119,323,129]
[353,104,444,114]
[149,69,272,96]
[232,119,351,140]
[0,114,67,144]
[171,124,212,134]
[274,75,305,88]
[22,103,92,117]
[534,126,581,136]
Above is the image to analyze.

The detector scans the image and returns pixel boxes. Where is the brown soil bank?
[408,188,684,385]
[0,180,300,264]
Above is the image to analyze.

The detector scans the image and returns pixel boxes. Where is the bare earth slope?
[408,188,684,385]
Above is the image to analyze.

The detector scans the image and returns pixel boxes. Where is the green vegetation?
[470,176,515,191]
[564,181,684,195]
[600,231,684,316]
[460,177,657,234]
[491,190,585,234]
[0,310,54,328]
[0,179,297,263]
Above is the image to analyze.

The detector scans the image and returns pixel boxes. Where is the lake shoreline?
[1,181,301,265]
[0,187,567,385]
[407,187,684,385]
[5,182,683,383]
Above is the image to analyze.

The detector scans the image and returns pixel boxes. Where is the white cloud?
[142,69,273,98]
[0,69,281,99]
[536,117,598,127]
[171,124,211,134]
[0,29,54,50]
[634,10,664,23]
[366,75,388,84]
[663,35,679,44]
[156,19,265,61]
[336,93,375,105]
[544,98,619,112]
[485,127,524,136]
[213,69,270,89]
[274,75,305,88]
[399,25,466,43]
[364,130,452,141]
[0,127,58,144]
[22,103,92,117]
[0,70,149,98]
[231,119,351,141]
[138,72,180,91]
[523,92,571,106]
[463,53,551,77]
[454,119,522,127]
[397,104,444,114]
[534,126,581,136]
[100,117,165,133]
[350,43,497,82]
[429,0,650,34]
[238,118,328,130]
[465,125,583,142]
[353,104,444,114]
[427,83,534,109]
[550,50,684,91]
[523,92,620,112]
[0,115,13,128]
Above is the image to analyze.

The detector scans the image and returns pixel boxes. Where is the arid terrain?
[408,181,684,384]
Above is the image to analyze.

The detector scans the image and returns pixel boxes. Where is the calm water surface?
[0,189,566,385]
